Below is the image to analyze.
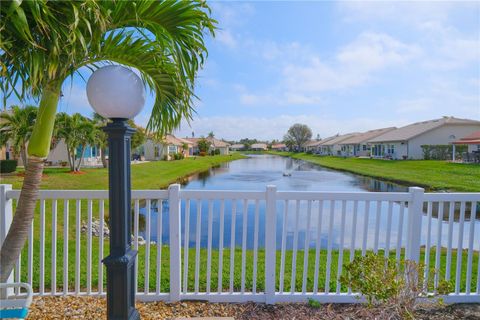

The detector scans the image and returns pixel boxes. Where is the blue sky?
[5,1,480,140]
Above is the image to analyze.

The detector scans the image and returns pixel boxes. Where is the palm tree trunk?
[0,81,60,282]
[101,147,107,168]
[75,145,86,172]
[20,145,28,167]
[0,158,43,281]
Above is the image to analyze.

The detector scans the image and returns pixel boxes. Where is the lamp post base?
[103,249,140,320]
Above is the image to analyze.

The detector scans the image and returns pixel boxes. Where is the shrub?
[340,253,451,318]
[173,153,184,160]
[0,159,17,173]
[210,150,215,156]
[199,151,207,157]
[421,145,467,160]
[163,154,169,161]
[214,149,220,155]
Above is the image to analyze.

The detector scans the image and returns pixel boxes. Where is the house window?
[168,145,177,154]
[154,146,159,157]
[362,145,367,151]
[387,144,395,154]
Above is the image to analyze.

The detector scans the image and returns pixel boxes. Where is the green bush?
[421,145,467,160]
[173,153,184,160]
[340,253,451,317]
[214,149,220,155]
[0,159,18,173]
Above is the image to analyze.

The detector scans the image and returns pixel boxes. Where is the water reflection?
[138,155,479,251]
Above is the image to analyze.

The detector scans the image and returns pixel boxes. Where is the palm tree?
[0,105,38,167]
[92,113,109,168]
[0,1,215,281]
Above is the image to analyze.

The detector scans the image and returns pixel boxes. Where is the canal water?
[139,154,479,250]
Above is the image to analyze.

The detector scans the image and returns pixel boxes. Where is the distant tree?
[128,120,146,151]
[284,123,312,151]
[92,113,108,168]
[0,105,37,166]
[208,131,215,138]
[316,134,321,141]
[197,138,211,153]
[239,138,258,150]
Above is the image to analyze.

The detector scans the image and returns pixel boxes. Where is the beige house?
[230,144,245,151]
[144,135,193,160]
[271,143,287,151]
[368,117,480,159]
[338,127,396,157]
[185,137,230,155]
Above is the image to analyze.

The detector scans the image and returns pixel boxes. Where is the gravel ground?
[27,296,480,319]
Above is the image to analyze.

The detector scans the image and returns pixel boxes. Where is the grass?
[19,237,478,294]
[268,152,480,192]
[1,153,246,190]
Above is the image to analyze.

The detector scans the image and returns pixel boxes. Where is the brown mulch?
[27,296,480,319]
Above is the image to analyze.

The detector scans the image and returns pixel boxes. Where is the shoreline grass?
[268,151,480,192]
[1,154,245,190]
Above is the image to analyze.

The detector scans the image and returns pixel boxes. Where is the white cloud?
[240,32,420,106]
[216,29,237,49]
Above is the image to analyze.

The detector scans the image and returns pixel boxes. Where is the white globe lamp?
[86,65,145,119]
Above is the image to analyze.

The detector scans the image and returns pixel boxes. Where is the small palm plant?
[0,105,38,167]
[0,0,215,281]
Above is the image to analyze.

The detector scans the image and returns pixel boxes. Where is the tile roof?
[369,117,480,143]
[339,127,396,145]
[319,133,360,146]
[453,130,480,145]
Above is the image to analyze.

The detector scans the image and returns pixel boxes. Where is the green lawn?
[269,152,480,192]
[2,154,245,190]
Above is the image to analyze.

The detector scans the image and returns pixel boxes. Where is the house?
[251,143,268,151]
[185,137,230,155]
[144,135,193,160]
[271,143,287,151]
[230,144,245,151]
[453,131,480,153]
[338,127,396,157]
[318,133,359,156]
[303,140,323,153]
[368,117,480,159]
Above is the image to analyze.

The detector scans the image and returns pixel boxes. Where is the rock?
[80,219,110,238]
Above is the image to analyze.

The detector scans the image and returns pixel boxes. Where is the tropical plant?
[0,0,215,281]
[0,105,37,166]
[284,123,312,151]
[208,131,215,138]
[128,120,147,151]
[92,113,108,168]
[55,113,99,172]
[197,137,211,153]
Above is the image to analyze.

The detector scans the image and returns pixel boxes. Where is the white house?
[230,144,245,151]
[338,127,396,157]
[368,117,480,159]
[250,143,268,151]
[318,133,359,156]
[303,140,323,153]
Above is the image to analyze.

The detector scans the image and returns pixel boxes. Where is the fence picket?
[194,199,201,294]
[291,200,300,293]
[313,200,324,294]
[362,201,370,256]
[217,200,225,293]
[302,201,312,294]
[52,200,58,295]
[446,202,455,280]
[63,200,69,295]
[40,199,45,295]
[206,200,213,294]
[455,202,466,294]
[252,199,260,293]
[336,200,347,294]
[98,200,104,294]
[241,199,248,293]
[229,199,237,293]
[279,200,288,293]
[466,201,476,294]
[434,201,444,291]
[183,199,191,293]
[145,199,151,294]
[156,199,163,295]
[325,200,335,293]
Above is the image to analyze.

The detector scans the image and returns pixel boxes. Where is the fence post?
[169,184,181,302]
[265,185,277,304]
[406,187,424,262]
[0,184,13,297]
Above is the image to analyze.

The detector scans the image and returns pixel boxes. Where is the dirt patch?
[68,171,87,175]
[26,296,480,319]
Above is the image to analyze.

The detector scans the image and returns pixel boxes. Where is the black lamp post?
[87,65,145,320]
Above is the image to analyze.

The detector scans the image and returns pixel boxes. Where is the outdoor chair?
[0,283,32,319]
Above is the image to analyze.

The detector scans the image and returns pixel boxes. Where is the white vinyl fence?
[1,184,479,304]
